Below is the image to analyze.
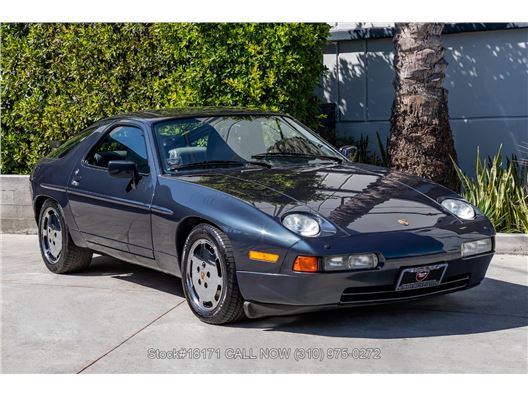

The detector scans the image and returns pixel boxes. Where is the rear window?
[48,127,96,159]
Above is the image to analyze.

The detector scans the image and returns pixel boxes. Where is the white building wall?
[321,26,528,175]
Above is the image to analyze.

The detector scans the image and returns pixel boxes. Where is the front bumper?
[237,252,493,318]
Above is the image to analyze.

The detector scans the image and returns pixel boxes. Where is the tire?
[38,199,92,274]
[181,223,245,324]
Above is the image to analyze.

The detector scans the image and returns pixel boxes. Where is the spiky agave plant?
[453,146,528,233]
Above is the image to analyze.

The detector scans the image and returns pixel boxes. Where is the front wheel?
[181,224,245,324]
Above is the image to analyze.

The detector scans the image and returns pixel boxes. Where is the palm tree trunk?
[388,23,459,191]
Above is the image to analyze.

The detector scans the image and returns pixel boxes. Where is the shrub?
[453,146,528,233]
[0,23,330,174]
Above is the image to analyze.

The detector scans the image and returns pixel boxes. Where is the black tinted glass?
[49,127,95,159]
[86,126,149,174]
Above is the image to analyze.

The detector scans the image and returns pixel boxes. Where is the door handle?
[71,169,82,186]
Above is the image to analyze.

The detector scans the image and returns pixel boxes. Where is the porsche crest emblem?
[398,219,410,226]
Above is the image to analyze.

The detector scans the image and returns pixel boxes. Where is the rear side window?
[49,127,95,159]
[85,125,150,174]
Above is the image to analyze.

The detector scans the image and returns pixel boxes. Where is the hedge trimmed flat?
[31,107,495,324]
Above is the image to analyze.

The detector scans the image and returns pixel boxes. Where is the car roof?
[104,107,286,124]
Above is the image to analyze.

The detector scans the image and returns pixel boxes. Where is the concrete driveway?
[1,234,527,373]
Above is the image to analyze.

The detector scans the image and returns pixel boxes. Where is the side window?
[86,126,150,174]
[49,127,96,159]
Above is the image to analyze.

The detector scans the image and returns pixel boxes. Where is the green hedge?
[1,23,330,174]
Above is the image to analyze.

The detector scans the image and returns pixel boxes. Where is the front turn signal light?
[293,256,319,272]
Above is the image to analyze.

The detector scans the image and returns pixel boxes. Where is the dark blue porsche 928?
[30,108,495,324]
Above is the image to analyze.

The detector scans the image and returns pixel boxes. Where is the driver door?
[67,123,156,262]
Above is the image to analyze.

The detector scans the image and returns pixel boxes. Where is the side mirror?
[339,145,358,162]
[108,160,141,191]
[50,140,63,149]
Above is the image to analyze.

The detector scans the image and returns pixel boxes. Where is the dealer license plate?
[395,264,448,291]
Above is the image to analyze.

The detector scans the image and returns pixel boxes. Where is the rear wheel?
[181,224,245,324]
[38,199,92,274]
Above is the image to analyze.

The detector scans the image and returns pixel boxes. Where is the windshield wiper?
[251,152,343,163]
[171,160,270,171]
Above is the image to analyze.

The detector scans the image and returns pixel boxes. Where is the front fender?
[152,176,302,274]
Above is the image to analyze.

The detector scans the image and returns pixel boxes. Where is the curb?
[0,232,526,255]
[495,233,528,255]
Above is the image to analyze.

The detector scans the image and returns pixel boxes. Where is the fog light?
[324,255,347,270]
[324,254,378,271]
[461,238,492,257]
[349,254,378,269]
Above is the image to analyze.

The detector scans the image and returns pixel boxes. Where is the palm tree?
[388,23,459,191]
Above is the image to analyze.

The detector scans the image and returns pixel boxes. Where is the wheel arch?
[33,194,88,248]
[175,216,218,268]
[33,195,56,222]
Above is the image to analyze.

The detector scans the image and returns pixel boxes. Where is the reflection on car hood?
[177,163,459,233]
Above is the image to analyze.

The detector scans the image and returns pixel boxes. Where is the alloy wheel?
[185,238,225,312]
[40,207,63,264]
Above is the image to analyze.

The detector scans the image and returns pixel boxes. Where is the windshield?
[153,115,343,172]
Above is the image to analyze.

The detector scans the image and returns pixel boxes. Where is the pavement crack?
[76,301,185,373]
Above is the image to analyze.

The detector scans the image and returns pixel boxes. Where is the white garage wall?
[320,26,528,176]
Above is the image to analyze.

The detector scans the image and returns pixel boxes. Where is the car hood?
[177,163,460,234]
